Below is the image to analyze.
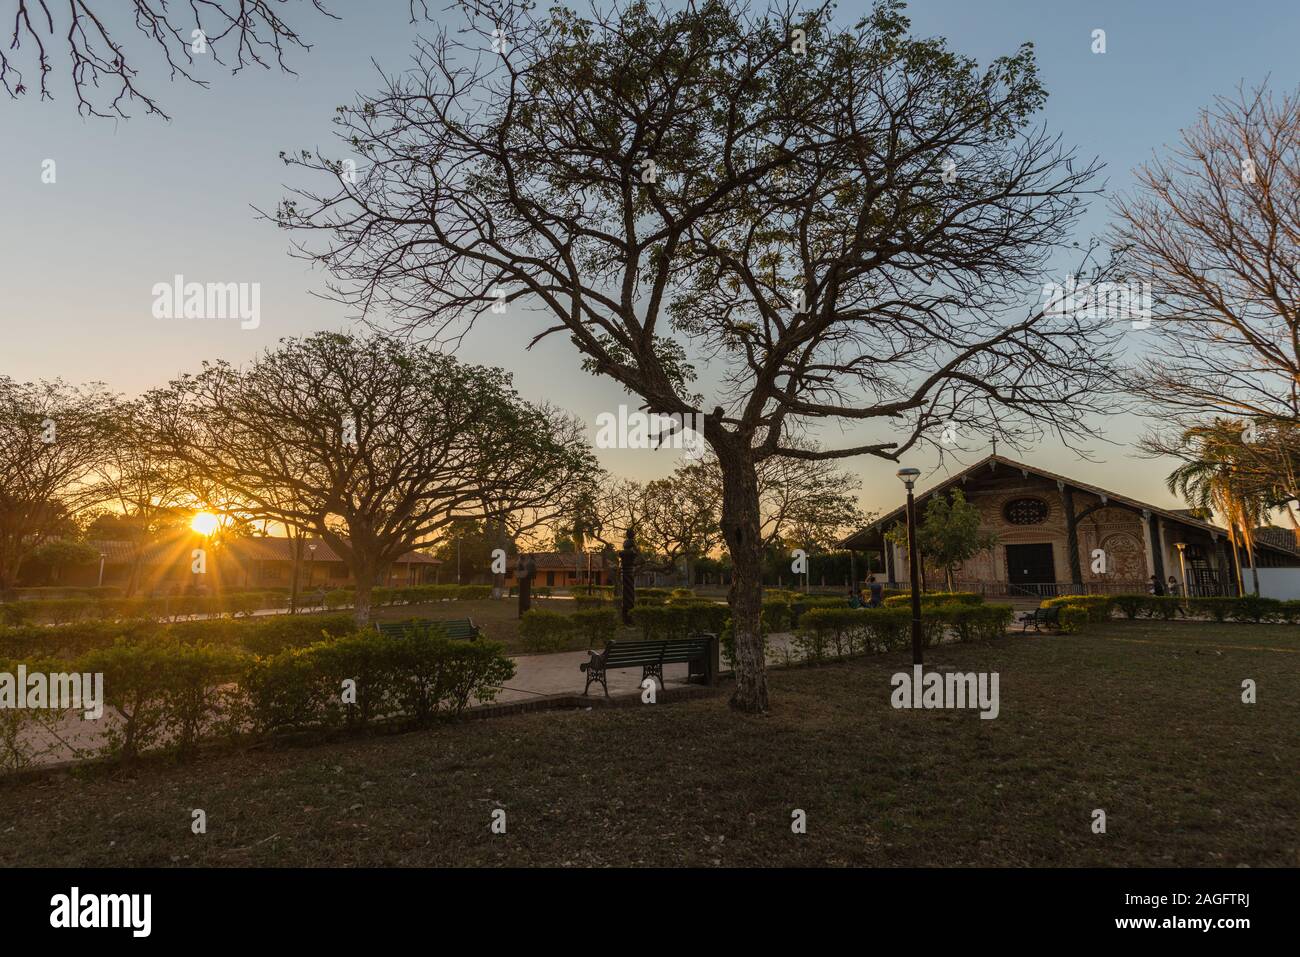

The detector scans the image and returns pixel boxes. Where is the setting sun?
[190,511,220,536]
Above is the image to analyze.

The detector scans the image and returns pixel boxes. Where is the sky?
[2,0,1296,518]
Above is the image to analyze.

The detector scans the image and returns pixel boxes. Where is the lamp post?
[97,552,106,588]
[897,467,923,665]
[1175,542,1189,598]
[307,542,317,601]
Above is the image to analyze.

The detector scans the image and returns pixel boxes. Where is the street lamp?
[897,467,923,665]
[97,552,106,588]
[306,542,317,597]
[1174,542,1189,598]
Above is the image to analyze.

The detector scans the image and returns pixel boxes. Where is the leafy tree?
[0,377,118,590]
[1162,422,1280,595]
[23,539,99,585]
[887,489,996,591]
[273,0,1121,710]
[142,332,593,625]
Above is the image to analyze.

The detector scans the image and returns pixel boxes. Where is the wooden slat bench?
[580,635,716,697]
[375,618,479,641]
[1017,606,1060,632]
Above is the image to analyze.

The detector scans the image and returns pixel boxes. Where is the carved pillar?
[1059,482,1083,588]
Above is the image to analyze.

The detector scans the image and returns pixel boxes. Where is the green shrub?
[760,599,791,632]
[307,633,399,728]
[795,608,867,661]
[157,644,247,753]
[1188,596,1234,622]
[78,639,242,761]
[1232,594,1283,623]
[241,647,331,735]
[1055,604,1093,634]
[0,655,72,769]
[323,589,352,610]
[1042,595,1114,623]
[1147,595,1183,620]
[456,584,492,600]
[519,605,619,651]
[437,639,516,715]
[883,591,983,608]
[1112,594,1151,620]
[568,584,614,598]
[570,607,620,648]
[519,609,577,653]
[572,595,615,611]
[864,606,912,651]
[788,595,849,627]
[941,603,1014,642]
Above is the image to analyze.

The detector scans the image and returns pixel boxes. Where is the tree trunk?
[491,519,509,599]
[353,563,375,627]
[288,534,303,614]
[717,449,768,713]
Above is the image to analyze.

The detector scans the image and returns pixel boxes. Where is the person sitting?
[1150,575,1166,596]
[847,590,863,609]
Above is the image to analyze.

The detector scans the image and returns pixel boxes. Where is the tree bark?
[352,562,375,627]
[288,534,303,614]
[717,449,768,713]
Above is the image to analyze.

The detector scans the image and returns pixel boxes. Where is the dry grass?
[1,619,1295,867]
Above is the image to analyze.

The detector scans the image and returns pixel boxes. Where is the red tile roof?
[526,551,612,571]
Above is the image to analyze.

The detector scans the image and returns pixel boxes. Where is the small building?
[527,551,613,589]
[840,454,1300,598]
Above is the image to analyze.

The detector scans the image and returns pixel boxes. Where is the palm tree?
[1166,423,1272,595]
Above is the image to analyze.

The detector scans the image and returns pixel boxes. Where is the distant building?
[840,454,1300,598]
[527,551,613,589]
[55,535,439,593]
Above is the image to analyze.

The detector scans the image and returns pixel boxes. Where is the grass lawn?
[1,619,1295,867]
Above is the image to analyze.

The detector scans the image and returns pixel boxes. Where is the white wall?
[1256,567,1300,600]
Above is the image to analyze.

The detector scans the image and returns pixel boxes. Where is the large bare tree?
[2,0,335,117]
[1116,82,1300,525]
[272,0,1121,709]
[1115,83,1299,431]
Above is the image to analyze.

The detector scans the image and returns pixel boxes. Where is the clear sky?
[2,0,1296,516]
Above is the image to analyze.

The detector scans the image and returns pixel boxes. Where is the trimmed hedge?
[0,582,492,626]
[242,632,514,734]
[1041,595,1115,624]
[519,607,619,652]
[630,601,730,642]
[0,612,359,659]
[0,629,517,769]
[883,591,984,608]
[795,603,1013,663]
[1110,593,1294,624]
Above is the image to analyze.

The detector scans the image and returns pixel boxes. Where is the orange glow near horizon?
[190,512,220,536]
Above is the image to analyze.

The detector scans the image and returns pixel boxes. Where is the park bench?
[375,617,480,641]
[580,635,717,697]
[1017,605,1060,633]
